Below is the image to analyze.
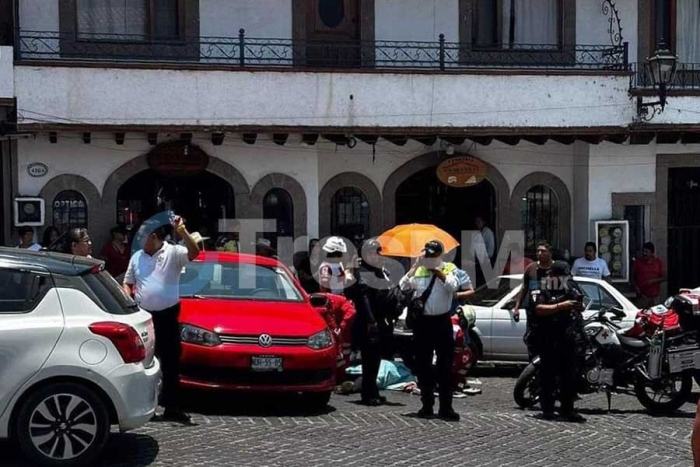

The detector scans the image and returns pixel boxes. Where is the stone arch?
[249,173,308,238]
[382,151,512,239]
[510,171,572,254]
[100,151,250,249]
[319,172,383,239]
[39,174,101,236]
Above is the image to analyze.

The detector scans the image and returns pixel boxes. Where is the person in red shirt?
[101,225,131,280]
[632,242,665,309]
[314,293,356,380]
[503,242,534,276]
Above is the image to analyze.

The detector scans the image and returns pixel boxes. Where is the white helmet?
[322,236,348,253]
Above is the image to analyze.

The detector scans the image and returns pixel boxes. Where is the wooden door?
[306,0,361,67]
[668,168,700,294]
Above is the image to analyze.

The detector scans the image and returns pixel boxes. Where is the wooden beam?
[272,133,288,146]
[681,132,700,144]
[301,134,319,145]
[382,135,408,146]
[495,136,520,146]
[441,136,466,146]
[411,135,438,146]
[629,132,655,145]
[577,135,604,144]
[605,134,629,144]
[522,135,548,145]
[242,133,257,144]
[655,132,681,145]
[550,135,576,145]
[356,134,379,145]
[468,136,493,145]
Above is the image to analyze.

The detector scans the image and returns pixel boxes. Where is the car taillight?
[89,322,146,364]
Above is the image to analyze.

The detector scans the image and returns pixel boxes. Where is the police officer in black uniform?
[526,259,586,423]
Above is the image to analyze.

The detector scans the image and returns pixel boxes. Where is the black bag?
[405,274,438,330]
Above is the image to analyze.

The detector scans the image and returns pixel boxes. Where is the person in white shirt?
[571,242,611,282]
[16,226,41,251]
[123,215,199,425]
[399,240,461,422]
[318,236,348,295]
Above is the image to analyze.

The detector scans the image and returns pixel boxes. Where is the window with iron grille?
[331,187,370,244]
[53,190,88,233]
[263,188,294,248]
[75,0,181,40]
[521,185,559,255]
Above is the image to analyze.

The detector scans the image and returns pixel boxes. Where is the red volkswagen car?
[177,252,337,408]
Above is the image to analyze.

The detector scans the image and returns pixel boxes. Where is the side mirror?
[502,298,516,310]
[309,294,328,308]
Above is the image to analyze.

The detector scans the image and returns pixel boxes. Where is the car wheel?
[302,391,332,411]
[15,382,110,467]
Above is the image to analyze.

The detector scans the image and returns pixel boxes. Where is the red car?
[177,252,337,408]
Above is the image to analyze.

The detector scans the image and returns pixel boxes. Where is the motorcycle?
[514,301,699,415]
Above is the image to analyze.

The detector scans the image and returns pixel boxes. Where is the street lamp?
[636,41,678,121]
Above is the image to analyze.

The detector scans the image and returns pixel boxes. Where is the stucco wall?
[0,47,13,99]
[14,66,635,128]
[375,0,458,42]
[200,0,292,38]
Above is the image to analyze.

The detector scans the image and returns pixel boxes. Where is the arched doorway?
[117,170,235,244]
[395,165,497,266]
[262,188,294,249]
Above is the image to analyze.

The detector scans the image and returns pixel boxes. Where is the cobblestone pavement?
[2,367,697,466]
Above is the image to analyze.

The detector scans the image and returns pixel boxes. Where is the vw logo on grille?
[258,334,273,348]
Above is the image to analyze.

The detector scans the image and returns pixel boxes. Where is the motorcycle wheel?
[634,372,692,414]
[514,363,540,409]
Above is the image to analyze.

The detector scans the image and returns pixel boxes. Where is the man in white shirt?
[400,240,461,421]
[123,215,199,424]
[571,242,611,282]
[16,226,41,251]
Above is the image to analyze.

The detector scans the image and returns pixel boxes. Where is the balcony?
[17,30,628,73]
[631,62,700,90]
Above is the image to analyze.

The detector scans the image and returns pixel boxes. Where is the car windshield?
[464,277,521,307]
[179,261,304,302]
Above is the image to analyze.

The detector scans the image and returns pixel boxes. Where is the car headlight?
[180,324,221,347]
[307,329,333,350]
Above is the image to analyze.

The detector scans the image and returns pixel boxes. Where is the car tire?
[15,382,111,467]
[302,391,332,411]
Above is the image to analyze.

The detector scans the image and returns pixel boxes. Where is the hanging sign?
[436,156,487,187]
[147,142,210,176]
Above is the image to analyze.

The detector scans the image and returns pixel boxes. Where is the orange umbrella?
[376,224,460,258]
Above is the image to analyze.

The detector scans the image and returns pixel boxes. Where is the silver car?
[395,274,638,363]
[0,248,160,466]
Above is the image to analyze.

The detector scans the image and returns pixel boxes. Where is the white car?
[0,248,160,466]
[395,274,638,363]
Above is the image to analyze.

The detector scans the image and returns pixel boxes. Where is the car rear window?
[82,271,139,315]
[464,277,521,307]
[180,261,304,302]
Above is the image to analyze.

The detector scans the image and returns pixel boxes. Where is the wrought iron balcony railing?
[17,30,629,72]
[630,62,700,89]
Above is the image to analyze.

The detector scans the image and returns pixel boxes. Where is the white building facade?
[2,0,700,297]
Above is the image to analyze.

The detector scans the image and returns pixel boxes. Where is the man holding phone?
[123,215,200,424]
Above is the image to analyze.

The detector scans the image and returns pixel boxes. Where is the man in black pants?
[399,241,460,421]
[123,215,199,424]
[526,258,586,423]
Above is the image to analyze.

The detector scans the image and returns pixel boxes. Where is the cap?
[423,240,444,258]
[548,260,571,277]
[322,236,348,253]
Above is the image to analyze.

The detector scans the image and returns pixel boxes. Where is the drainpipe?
[12,0,19,59]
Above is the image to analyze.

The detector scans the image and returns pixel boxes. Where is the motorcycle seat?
[617,331,646,348]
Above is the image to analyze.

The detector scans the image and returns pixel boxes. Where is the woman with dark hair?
[64,228,93,257]
[41,226,61,249]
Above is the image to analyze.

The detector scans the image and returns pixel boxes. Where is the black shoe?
[163,409,194,425]
[558,411,586,423]
[438,409,460,422]
[416,407,434,419]
[534,411,556,421]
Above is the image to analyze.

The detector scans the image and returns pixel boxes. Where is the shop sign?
[27,163,49,178]
[147,142,210,176]
[436,156,487,187]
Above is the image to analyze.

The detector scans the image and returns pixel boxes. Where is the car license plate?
[251,356,283,372]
